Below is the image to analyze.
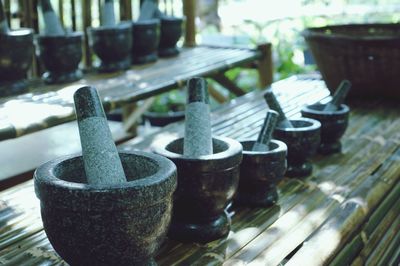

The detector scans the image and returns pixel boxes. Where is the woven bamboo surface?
[0,45,259,141]
[0,75,399,265]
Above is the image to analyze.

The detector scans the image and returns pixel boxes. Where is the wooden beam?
[257,42,273,88]
[71,0,76,31]
[183,0,196,46]
[120,0,132,20]
[212,73,246,97]
[208,83,228,103]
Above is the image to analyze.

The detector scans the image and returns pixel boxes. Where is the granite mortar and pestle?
[0,0,34,96]
[236,110,287,207]
[264,89,321,178]
[34,86,177,266]
[301,80,351,155]
[154,78,242,243]
[87,0,132,72]
[36,0,83,84]
[158,15,184,57]
[131,0,160,64]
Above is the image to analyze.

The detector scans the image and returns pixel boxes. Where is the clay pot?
[87,22,132,72]
[274,118,321,178]
[37,32,83,84]
[158,16,183,57]
[301,103,350,155]
[153,136,242,243]
[0,28,34,95]
[132,19,160,64]
[34,151,177,266]
[236,140,287,207]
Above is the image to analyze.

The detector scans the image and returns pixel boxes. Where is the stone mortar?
[153,136,242,243]
[158,16,183,57]
[274,118,321,178]
[236,139,287,207]
[0,28,34,96]
[301,103,350,155]
[87,22,132,72]
[132,19,160,64]
[34,151,177,266]
[37,32,83,84]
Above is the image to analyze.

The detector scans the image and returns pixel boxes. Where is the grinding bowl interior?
[241,140,279,151]
[53,153,158,184]
[165,137,229,155]
[276,118,321,132]
[304,103,349,115]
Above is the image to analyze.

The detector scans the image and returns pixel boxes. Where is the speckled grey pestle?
[323,79,352,112]
[74,86,126,185]
[252,110,279,152]
[264,89,293,128]
[138,0,160,21]
[101,0,116,27]
[39,0,64,35]
[183,77,213,157]
[0,0,9,33]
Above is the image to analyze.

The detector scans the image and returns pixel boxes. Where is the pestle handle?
[252,110,279,152]
[323,80,352,112]
[138,0,159,21]
[101,0,116,27]
[39,0,64,35]
[74,86,126,186]
[0,0,9,33]
[183,77,213,157]
[264,89,293,128]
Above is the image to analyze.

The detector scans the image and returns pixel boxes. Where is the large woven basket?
[302,23,400,99]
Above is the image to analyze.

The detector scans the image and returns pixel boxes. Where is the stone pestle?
[39,0,65,36]
[183,77,213,157]
[74,86,126,185]
[323,80,352,112]
[252,110,279,152]
[101,0,116,27]
[0,0,9,33]
[264,89,294,128]
[138,0,161,21]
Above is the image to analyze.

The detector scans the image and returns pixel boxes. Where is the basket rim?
[301,23,400,41]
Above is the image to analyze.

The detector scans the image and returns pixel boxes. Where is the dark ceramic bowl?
[34,151,177,266]
[236,140,287,207]
[274,118,321,178]
[0,29,34,95]
[153,136,242,243]
[132,19,160,64]
[301,103,350,155]
[158,16,183,57]
[88,22,132,72]
[143,110,185,127]
[37,32,83,84]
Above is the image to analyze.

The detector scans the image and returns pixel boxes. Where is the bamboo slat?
[0,76,399,265]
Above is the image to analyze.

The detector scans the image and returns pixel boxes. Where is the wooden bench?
[0,75,399,265]
[0,44,268,141]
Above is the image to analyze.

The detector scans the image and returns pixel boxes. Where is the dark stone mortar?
[0,28,34,96]
[158,16,183,57]
[37,32,83,84]
[301,103,350,155]
[153,136,242,243]
[132,19,160,64]
[87,22,132,72]
[274,118,321,178]
[236,140,287,207]
[34,151,177,266]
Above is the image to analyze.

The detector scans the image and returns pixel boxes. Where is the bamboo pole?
[71,0,76,31]
[58,0,64,27]
[82,0,92,67]
[182,0,195,46]
[120,0,132,20]
[4,0,10,26]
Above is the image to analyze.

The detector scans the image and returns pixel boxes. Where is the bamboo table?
[0,45,261,141]
[1,75,399,265]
